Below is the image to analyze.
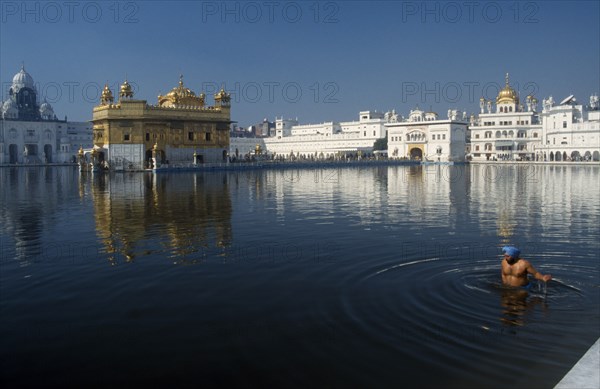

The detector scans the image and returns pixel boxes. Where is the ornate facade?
[469,74,542,161]
[537,95,600,161]
[386,109,469,162]
[469,74,599,162]
[0,66,91,164]
[234,111,389,159]
[90,76,231,170]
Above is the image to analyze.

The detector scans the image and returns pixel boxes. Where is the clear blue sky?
[1,1,599,126]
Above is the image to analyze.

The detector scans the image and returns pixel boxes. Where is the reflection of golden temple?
[89,173,232,265]
[497,208,515,243]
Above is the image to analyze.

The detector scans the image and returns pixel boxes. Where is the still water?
[1,164,599,388]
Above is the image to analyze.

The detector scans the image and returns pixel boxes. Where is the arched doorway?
[222,149,228,161]
[555,151,561,161]
[9,144,18,163]
[26,144,38,156]
[593,151,600,161]
[571,151,581,161]
[145,149,153,168]
[409,147,423,160]
[44,144,52,163]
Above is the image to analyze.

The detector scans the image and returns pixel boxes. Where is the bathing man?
[501,246,552,288]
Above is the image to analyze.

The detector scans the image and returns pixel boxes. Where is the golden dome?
[214,87,231,105]
[100,83,114,104]
[168,76,196,98]
[119,79,134,99]
[496,73,518,104]
[158,75,204,107]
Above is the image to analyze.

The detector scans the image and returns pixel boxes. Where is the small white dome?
[39,99,55,119]
[2,98,18,119]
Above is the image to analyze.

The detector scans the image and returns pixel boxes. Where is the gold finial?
[101,83,114,104]
[119,79,133,99]
[505,72,510,86]
[179,74,184,87]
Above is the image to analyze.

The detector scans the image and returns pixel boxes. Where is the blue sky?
[1,1,599,126]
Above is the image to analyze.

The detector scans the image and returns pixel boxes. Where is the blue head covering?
[502,246,521,258]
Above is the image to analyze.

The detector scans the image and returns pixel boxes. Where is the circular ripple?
[335,255,598,384]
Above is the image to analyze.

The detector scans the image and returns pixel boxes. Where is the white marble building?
[469,74,542,161]
[468,74,599,162]
[230,109,470,161]
[261,111,388,158]
[537,94,600,161]
[386,108,469,162]
[232,73,599,164]
[0,66,92,164]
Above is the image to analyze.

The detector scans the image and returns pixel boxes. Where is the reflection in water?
[0,165,598,388]
[0,167,80,263]
[84,172,232,265]
[499,287,548,330]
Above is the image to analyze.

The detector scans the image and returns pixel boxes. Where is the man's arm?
[526,261,552,282]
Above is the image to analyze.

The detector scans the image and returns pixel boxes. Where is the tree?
[373,134,388,151]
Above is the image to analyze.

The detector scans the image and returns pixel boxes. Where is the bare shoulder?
[522,258,541,272]
[518,258,533,269]
[519,258,532,266]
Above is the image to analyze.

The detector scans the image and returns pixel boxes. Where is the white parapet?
[555,338,600,389]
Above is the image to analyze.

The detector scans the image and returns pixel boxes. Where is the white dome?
[12,66,35,92]
[2,99,17,109]
[39,99,54,119]
[2,98,18,119]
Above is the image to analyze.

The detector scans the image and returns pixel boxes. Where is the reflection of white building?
[537,94,600,161]
[0,66,92,164]
[469,74,542,162]
[259,111,389,158]
[386,109,469,162]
